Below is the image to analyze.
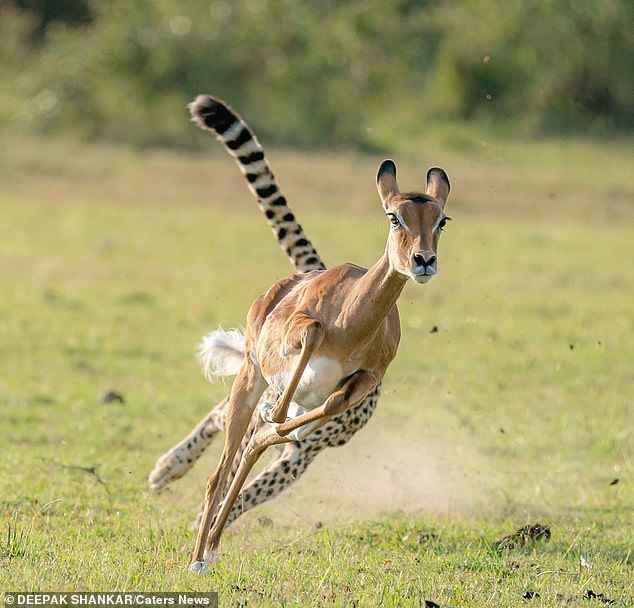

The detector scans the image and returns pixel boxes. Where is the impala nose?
[413,252,436,269]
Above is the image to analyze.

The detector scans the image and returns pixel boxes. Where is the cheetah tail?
[188,94,325,274]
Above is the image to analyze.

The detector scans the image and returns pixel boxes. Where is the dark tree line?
[1,0,632,148]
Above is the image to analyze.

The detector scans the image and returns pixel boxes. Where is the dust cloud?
[247,420,487,527]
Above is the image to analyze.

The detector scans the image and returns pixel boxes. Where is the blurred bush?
[1,0,632,149]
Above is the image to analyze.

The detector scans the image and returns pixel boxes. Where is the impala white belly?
[265,356,343,409]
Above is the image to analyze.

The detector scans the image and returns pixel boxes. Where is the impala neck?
[338,246,408,341]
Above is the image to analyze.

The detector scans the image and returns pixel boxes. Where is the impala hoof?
[189,561,209,575]
[260,402,275,423]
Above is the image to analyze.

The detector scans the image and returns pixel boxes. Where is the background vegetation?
[1,1,632,605]
[1,0,633,148]
[1,135,633,604]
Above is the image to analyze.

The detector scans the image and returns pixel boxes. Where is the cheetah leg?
[221,441,315,526]
[192,440,315,531]
[148,398,229,491]
[321,385,381,448]
[202,372,377,561]
[192,386,380,530]
[149,387,280,492]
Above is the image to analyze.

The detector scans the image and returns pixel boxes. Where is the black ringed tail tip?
[188,94,239,135]
[188,92,325,274]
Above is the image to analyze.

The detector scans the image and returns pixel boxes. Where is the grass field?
[1,134,633,606]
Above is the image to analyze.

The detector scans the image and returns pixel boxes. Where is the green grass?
[0,136,632,606]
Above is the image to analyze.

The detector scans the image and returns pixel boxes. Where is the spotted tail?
[189,95,324,274]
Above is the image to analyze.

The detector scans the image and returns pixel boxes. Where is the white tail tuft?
[198,327,246,382]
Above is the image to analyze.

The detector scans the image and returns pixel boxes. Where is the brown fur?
[190,160,451,570]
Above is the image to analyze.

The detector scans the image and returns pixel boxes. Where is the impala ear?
[425,167,450,207]
[377,160,400,207]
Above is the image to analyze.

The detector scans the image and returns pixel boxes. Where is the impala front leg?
[276,370,379,438]
[266,317,324,424]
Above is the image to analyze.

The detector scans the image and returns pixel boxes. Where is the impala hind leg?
[189,361,266,571]
[198,373,379,565]
[193,439,314,532]
[204,421,294,558]
[194,387,381,529]
[204,372,377,557]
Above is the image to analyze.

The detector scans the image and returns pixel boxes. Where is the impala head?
[376,160,451,284]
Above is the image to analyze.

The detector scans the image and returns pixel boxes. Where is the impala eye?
[387,214,401,228]
[437,216,451,231]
